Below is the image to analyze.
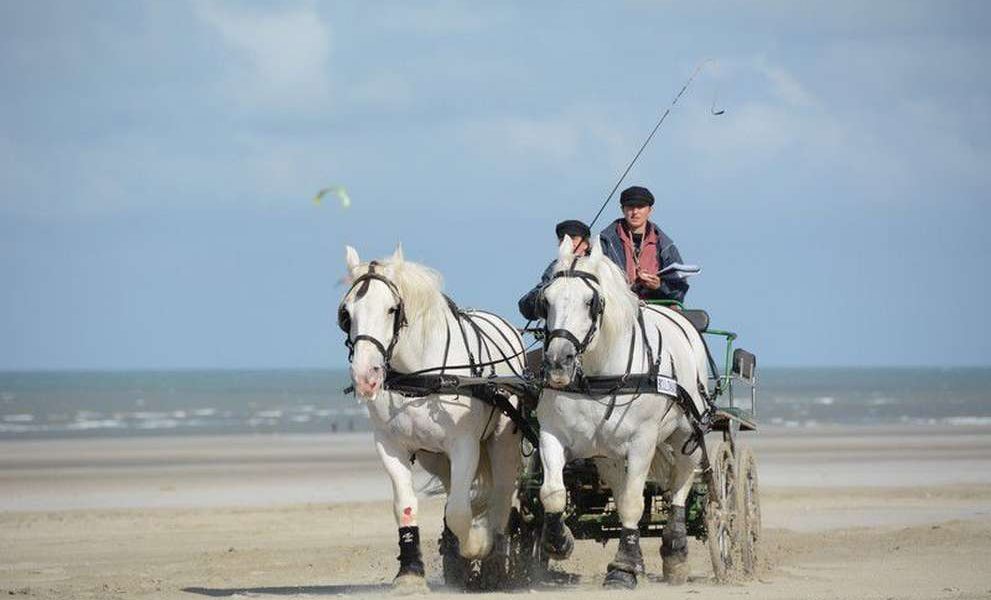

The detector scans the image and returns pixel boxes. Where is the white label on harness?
[656,375,678,397]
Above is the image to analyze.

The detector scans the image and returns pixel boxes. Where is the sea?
[0,367,989,440]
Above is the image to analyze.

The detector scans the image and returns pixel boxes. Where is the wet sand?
[2,425,990,599]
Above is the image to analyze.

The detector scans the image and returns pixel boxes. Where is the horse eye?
[585,299,593,307]
[387,307,398,314]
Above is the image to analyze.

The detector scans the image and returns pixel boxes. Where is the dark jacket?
[598,219,689,303]
[518,260,557,321]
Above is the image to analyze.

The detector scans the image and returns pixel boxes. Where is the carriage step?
[711,407,757,432]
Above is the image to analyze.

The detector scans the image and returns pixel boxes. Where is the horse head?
[340,244,407,399]
[542,235,606,388]
[541,235,639,388]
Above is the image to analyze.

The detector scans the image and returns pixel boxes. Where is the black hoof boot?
[479,534,509,590]
[394,526,427,591]
[439,524,469,588]
[603,566,638,589]
[541,512,574,560]
[662,506,689,585]
[604,528,643,588]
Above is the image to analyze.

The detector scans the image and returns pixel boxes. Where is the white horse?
[537,236,711,588]
[340,245,525,589]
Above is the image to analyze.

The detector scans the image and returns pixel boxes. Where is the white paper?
[657,262,701,280]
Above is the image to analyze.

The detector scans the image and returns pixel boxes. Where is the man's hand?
[637,271,661,290]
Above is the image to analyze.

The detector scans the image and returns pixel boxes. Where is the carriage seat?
[681,309,709,333]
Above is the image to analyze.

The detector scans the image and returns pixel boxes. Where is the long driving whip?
[588,60,713,229]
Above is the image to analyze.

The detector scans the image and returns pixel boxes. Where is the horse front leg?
[538,429,574,560]
[374,433,427,590]
[603,438,656,589]
[662,429,703,585]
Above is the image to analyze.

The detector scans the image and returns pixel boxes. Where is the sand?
[2,425,990,599]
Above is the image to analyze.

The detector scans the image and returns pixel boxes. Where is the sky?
[1,1,989,370]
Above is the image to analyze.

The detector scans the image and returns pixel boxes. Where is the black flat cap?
[619,186,655,207]
[555,219,591,240]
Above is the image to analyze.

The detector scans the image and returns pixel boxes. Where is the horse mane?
[352,256,449,336]
[554,252,640,355]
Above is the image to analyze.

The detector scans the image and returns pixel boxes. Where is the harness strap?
[349,335,391,363]
[445,295,479,377]
[382,372,540,446]
[467,312,528,378]
[467,382,540,446]
[642,304,715,412]
[602,316,637,420]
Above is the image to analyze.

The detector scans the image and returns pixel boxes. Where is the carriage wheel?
[704,440,739,582]
[506,507,541,585]
[737,446,761,578]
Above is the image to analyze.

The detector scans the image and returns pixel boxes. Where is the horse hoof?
[541,520,574,560]
[479,549,508,590]
[541,530,574,561]
[392,573,428,594]
[603,567,638,589]
[663,557,690,585]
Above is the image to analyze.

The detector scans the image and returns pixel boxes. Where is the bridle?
[538,259,605,355]
[337,261,407,362]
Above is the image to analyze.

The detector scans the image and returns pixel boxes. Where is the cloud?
[675,53,991,205]
[754,59,821,109]
[377,2,512,34]
[192,0,332,114]
[346,71,413,112]
[457,105,633,170]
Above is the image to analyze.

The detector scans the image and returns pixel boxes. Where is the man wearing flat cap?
[599,185,689,303]
[518,220,591,321]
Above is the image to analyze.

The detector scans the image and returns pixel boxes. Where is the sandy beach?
[2,425,990,599]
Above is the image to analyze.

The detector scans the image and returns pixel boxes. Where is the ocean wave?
[2,414,34,423]
[941,416,991,426]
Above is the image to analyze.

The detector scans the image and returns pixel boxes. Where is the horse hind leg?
[446,438,493,560]
[661,431,701,585]
[478,415,523,590]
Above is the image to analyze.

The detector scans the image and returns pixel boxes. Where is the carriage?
[502,301,761,584]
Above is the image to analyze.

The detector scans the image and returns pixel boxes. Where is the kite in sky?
[313,186,352,208]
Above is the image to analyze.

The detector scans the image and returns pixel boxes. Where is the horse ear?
[392,242,405,263]
[589,234,603,258]
[345,246,361,272]
[558,235,574,262]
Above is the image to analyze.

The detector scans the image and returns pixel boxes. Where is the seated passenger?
[518,219,590,321]
[599,185,689,303]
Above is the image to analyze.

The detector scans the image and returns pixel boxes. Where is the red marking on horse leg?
[401,506,413,526]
